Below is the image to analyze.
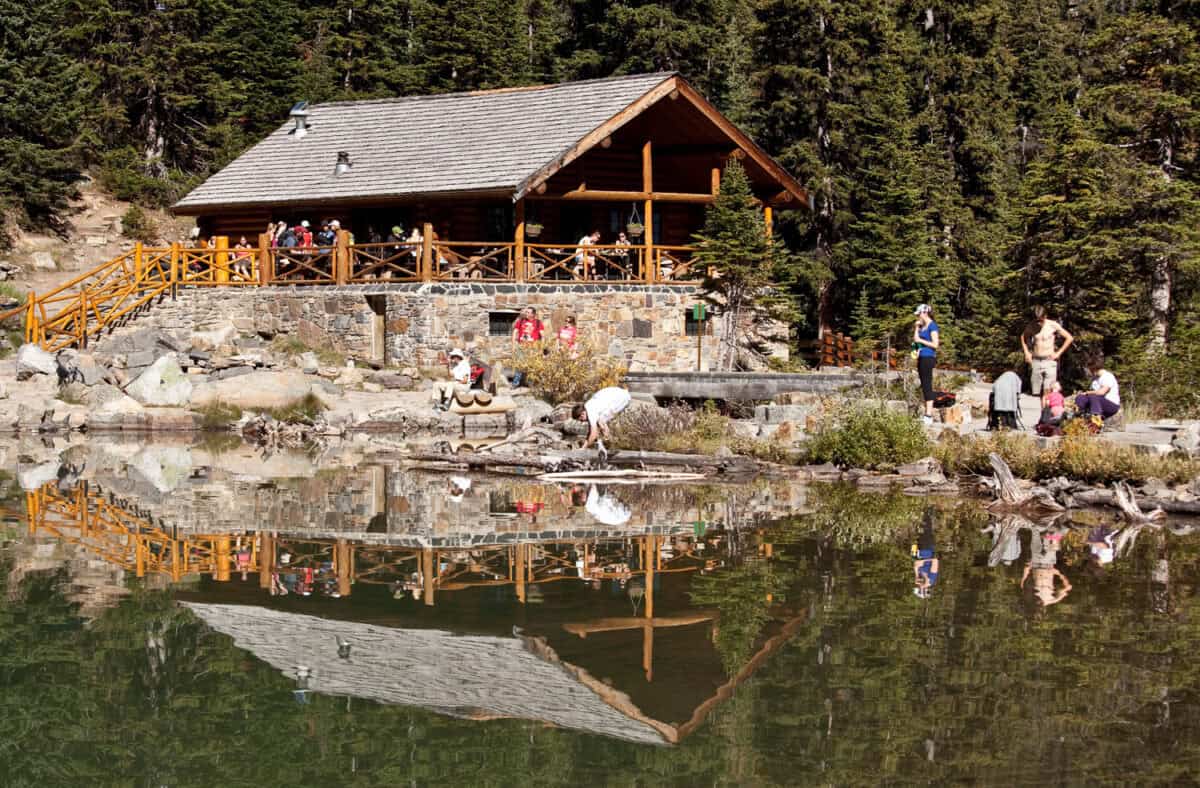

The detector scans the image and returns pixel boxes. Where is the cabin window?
[684,308,709,337]
[489,311,518,337]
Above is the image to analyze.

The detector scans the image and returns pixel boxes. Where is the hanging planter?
[626,203,644,239]
[525,222,543,239]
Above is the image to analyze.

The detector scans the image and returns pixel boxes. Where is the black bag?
[932,390,956,409]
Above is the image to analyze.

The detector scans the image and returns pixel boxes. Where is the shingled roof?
[175,73,678,213]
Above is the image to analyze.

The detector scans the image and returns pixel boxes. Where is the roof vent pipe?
[334,151,352,176]
[289,101,310,139]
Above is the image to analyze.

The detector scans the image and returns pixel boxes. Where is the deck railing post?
[335,230,350,285]
[134,242,144,287]
[214,236,230,284]
[642,140,655,283]
[258,233,272,285]
[78,290,87,349]
[421,222,434,281]
[514,200,526,281]
[24,295,34,345]
[169,242,180,300]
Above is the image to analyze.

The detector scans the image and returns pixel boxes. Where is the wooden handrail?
[19,235,700,350]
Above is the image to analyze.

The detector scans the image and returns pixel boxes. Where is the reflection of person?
[1021,306,1074,396]
[573,386,632,449]
[913,304,940,426]
[585,485,631,526]
[1022,527,1071,607]
[1086,525,1115,567]
[912,513,939,598]
[447,475,471,503]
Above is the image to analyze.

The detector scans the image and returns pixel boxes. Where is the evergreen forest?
[2,0,1199,409]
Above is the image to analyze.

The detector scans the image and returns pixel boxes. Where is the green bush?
[805,405,931,470]
[512,339,626,405]
[98,147,198,208]
[120,206,158,243]
[266,393,326,424]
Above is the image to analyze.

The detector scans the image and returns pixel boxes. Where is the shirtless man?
[1021,306,1074,397]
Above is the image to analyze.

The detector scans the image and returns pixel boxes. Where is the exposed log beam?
[531,189,716,204]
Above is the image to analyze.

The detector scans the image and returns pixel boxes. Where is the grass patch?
[805,404,931,470]
[195,431,244,454]
[196,401,243,430]
[265,392,326,424]
[935,431,1200,485]
[269,335,344,367]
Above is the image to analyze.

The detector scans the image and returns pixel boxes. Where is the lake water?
[2,437,1199,785]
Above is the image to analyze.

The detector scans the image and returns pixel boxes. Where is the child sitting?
[1044,381,1065,422]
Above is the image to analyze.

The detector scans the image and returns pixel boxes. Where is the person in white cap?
[432,348,471,410]
[912,303,940,426]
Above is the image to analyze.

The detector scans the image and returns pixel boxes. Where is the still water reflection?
[3,440,1200,783]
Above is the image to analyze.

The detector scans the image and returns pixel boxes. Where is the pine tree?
[693,161,794,370]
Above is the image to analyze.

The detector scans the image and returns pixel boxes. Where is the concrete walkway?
[955,383,1185,455]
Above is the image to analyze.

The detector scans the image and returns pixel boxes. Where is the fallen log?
[1070,488,1200,516]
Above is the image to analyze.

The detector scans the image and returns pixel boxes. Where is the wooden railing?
[1,221,699,351]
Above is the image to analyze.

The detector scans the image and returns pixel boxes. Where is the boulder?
[190,370,340,411]
[125,355,194,406]
[210,366,254,381]
[296,352,320,375]
[18,460,60,490]
[513,397,555,428]
[16,344,57,380]
[190,321,239,351]
[334,367,366,388]
[125,349,157,370]
[896,457,942,477]
[129,446,193,493]
[367,371,415,390]
[754,403,813,425]
[85,383,131,410]
[1171,422,1200,455]
[56,350,108,386]
[30,251,56,270]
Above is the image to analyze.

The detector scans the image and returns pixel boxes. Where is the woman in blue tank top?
[913,304,940,425]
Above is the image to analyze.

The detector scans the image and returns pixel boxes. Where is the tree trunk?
[1149,255,1171,352]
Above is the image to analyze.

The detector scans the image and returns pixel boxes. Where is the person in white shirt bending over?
[1074,352,1120,420]
[433,348,471,411]
[572,386,632,449]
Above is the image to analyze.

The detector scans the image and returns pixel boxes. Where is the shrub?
[512,339,626,405]
[197,401,243,430]
[266,393,326,424]
[610,400,793,462]
[805,405,931,470]
[935,431,1200,485]
[120,206,159,243]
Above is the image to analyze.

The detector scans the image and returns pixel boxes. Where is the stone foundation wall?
[92,283,784,372]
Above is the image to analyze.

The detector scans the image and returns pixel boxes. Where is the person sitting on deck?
[232,236,253,279]
[573,386,632,450]
[573,230,601,278]
[432,348,471,411]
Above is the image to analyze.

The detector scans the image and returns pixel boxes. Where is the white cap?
[448,348,465,358]
[330,219,340,228]
[301,220,310,228]
[914,303,932,316]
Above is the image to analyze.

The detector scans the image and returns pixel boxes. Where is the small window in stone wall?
[489,311,518,337]
[684,309,710,337]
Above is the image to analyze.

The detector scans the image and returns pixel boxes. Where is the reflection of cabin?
[174,73,808,285]
[183,601,805,746]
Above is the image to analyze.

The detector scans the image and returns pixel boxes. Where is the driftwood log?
[1071,486,1190,517]
[405,447,760,475]
[985,453,1065,513]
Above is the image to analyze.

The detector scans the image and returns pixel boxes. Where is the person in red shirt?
[510,306,544,388]
[294,220,313,247]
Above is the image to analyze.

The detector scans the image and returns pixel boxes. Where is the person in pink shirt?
[1044,381,1065,420]
[557,315,578,352]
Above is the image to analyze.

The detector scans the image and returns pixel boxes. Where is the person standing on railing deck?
[913,303,940,426]
[510,306,545,388]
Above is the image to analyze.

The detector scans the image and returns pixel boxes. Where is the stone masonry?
[90,283,785,372]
